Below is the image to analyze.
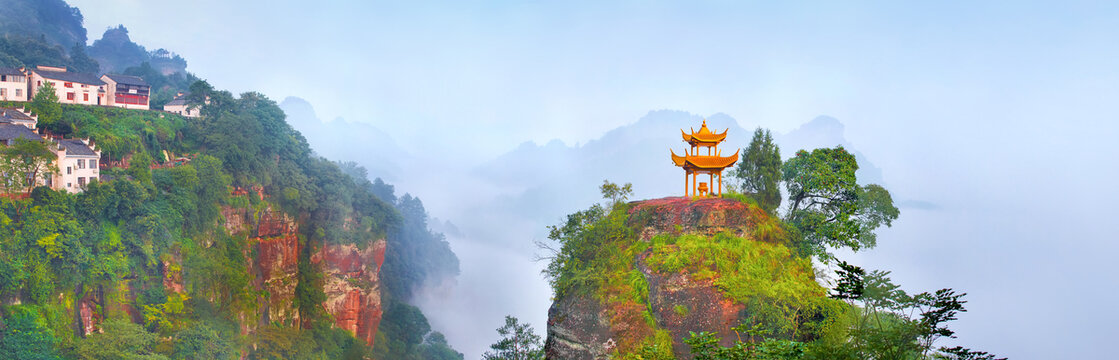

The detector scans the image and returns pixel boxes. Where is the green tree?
[0,307,60,360]
[599,180,633,206]
[483,315,544,360]
[68,42,100,74]
[781,147,898,258]
[29,81,61,125]
[171,323,237,360]
[74,319,168,360]
[422,332,465,360]
[685,324,806,360]
[731,128,783,214]
[0,138,57,195]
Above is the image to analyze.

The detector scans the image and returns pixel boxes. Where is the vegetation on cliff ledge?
[543,164,1001,360]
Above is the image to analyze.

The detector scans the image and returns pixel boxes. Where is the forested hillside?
[0,0,87,53]
[0,74,461,358]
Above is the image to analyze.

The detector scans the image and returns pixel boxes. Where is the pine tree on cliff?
[483,316,544,360]
[731,127,783,214]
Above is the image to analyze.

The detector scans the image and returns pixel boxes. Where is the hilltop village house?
[0,67,28,102]
[101,74,151,110]
[0,107,101,193]
[0,65,194,115]
[28,65,106,106]
[163,92,200,117]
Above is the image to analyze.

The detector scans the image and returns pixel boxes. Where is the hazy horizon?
[68,1,1119,358]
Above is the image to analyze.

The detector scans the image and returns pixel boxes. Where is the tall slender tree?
[731,128,782,214]
[483,316,544,360]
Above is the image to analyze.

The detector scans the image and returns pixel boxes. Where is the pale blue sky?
[69,1,1119,358]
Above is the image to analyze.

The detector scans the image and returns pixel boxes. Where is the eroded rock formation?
[313,240,387,345]
[545,197,775,360]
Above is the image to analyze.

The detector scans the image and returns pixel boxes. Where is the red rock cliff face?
[251,209,302,326]
[313,239,387,345]
[219,205,388,345]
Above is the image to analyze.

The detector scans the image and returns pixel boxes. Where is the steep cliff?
[545,197,826,360]
[314,240,387,345]
[218,204,387,346]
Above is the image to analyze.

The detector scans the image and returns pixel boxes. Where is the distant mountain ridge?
[280,96,410,183]
[465,110,886,246]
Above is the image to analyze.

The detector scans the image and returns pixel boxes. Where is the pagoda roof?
[681,119,728,145]
[670,149,739,170]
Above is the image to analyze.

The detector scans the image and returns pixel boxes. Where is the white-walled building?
[51,138,100,193]
[163,92,201,117]
[0,67,28,102]
[28,66,105,106]
[101,74,151,110]
[0,110,101,193]
[0,107,37,129]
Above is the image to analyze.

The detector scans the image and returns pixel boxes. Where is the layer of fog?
[289,98,1075,358]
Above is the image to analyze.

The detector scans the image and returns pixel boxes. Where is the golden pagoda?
[671,119,739,197]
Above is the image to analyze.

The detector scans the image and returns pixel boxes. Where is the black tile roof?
[0,67,23,76]
[164,98,187,106]
[34,68,104,85]
[103,74,148,87]
[0,124,41,142]
[58,138,97,156]
[0,108,33,122]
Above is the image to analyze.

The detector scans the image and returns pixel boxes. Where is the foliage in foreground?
[483,315,544,360]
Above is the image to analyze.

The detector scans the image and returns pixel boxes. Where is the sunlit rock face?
[314,240,387,345]
[545,197,776,360]
[216,205,388,345]
[252,209,302,326]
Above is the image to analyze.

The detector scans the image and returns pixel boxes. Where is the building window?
[90,159,97,168]
[15,89,20,97]
[67,93,75,101]
[37,81,41,87]
[67,182,71,188]
[64,82,73,88]
[78,177,86,187]
[0,75,5,81]
[66,166,71,175]
[0,88,5,97]
[77,159,85,169]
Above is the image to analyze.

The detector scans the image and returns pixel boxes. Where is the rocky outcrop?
[217,205,388,345]
[626,196,774,241]
[544,294,616,360]
[637,254,746,355]
[251,209,302,326]
[545,197,774,360]
[220,206,251,235]
[313,239,387,345]
[77,291,100,336]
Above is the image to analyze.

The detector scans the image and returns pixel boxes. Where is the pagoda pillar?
[684,170,689,197]
[692,172,697,197]
[718,172,722,196]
